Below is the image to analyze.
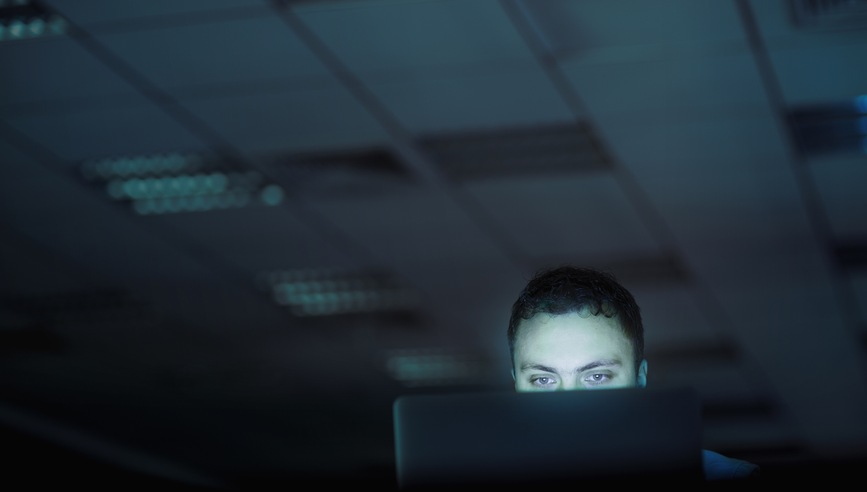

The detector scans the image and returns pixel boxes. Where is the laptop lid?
[393,387,702,488]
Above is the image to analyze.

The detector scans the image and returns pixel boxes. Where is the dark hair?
[508,266,644,376]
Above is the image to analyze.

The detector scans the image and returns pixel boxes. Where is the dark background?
[1,0,866,488]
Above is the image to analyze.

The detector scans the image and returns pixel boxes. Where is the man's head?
[508,266,647,392]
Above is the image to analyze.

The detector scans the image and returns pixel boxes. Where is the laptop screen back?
[393,387,702,488]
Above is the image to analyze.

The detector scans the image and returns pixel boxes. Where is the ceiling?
[1,0,866,487]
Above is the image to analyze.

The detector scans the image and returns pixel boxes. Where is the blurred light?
[47,15,66,34]
[261,267,418,316]
[0,1,67,43]
[260,184,284,206]
[857,95,867,114]
[26,16,41,35]
[385,349,491,387]
[81,152,283,215]
[5,18,23,38]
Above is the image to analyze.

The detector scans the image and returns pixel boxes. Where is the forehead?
[514,312,633,367]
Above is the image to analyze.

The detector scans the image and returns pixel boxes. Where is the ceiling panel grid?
[42,0,269,27]
[514,0,866,458]
[464,174,660,260]
[297,0,573,132]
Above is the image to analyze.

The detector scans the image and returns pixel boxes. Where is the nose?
[557,378,585,391]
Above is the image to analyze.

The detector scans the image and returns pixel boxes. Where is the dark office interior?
[1,0,866,488]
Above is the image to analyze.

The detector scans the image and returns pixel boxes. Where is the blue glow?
[151,155,167,174]
[173,176,189,195]
[211,173,228,193]
[855,95,867,113]
[260,184,284,206]
[28,19,45,37]
[121,179,140,199]
[166,197,181,214]
[144,178,158,197]
[8,20,25,39]
[131,156,146,176]
[167,154,185,173]
[48,16,67,35]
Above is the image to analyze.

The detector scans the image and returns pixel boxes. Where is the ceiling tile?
[0,37,137,110]
[0,139,41,179]
[367,65,572,134]
[297,0,532,72]
[562,52,766,116]
[4,99,207,161]
[94,15,332,92]
[769,41,867,104]
[640,169,814,254]
[629,285,718,348]
[156,206,354,274]
[44,0,267,26]
[307,189,513,273]
[751,0,867,48]
[684,245,867,451]
[849,271,867,325]
[690,245,839,327]
[810,155,867,237]
[180,83,389,154]
[521,0,744,53]
[464,174,659,259]
[0,153,214,292]
[595,109,791,179]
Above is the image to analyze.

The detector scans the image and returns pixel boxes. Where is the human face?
[512,311,647,392]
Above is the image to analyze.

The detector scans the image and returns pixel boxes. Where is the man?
[507,266,760,481]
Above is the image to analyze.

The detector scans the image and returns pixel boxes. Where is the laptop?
[393,387,702,489]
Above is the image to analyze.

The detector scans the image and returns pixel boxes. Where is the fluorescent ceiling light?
[258,268,418,317]
[80,153,284,215]
[385,348,493,387]
[0,0,67,42]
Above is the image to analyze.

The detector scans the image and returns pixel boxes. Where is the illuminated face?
[512,311,647,392]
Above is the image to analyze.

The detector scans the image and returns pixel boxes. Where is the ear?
[511,368,516,382]
[636,359,648,388]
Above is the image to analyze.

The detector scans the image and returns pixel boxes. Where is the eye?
[532,376,556,386]
[586,374,610,384]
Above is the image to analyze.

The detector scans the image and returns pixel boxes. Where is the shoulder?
[702,449,761,481]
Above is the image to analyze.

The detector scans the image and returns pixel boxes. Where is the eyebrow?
[520,359,622,375]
